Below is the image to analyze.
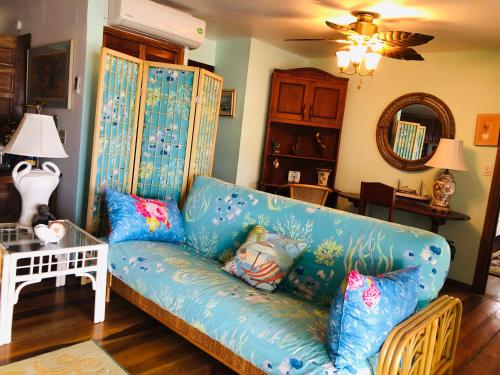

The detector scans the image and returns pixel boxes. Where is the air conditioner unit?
[107,0,206,49]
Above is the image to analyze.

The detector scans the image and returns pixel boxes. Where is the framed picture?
[474,114,500,146]
[220,89,236,117]
[288,170,301,183]
[27,40,74,109]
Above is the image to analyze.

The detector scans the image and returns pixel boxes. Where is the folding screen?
[87,49,143,235]
[86,48,223,236]
[132,62,199,202]
[188,70,223,189]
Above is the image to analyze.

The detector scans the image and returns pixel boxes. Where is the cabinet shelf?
[270,119,342,130]
[268,153,335,163]
[260,68,348,193]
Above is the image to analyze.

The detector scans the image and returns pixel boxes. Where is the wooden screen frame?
[86,48,144,233]
[187,69,224,190]
[131,61,200,205]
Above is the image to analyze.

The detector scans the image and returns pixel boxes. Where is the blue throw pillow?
[106,189,185,244]
[327,266,420,370]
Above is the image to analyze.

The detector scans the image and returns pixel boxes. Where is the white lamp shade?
[336,47,351,69]
[425,138,467,171]
[3,113,68,158]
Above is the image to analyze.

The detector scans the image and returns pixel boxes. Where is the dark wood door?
[0,34,30,144]
[307,80,347,126]
[269,76,308,121]
[103,27,184,64]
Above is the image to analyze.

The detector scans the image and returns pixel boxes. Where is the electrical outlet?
[483,164,492,176]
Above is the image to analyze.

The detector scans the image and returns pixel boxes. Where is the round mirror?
[376,93,455,171]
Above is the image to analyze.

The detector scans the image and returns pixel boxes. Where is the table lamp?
[425,138,467,212]
[2,113,68,227]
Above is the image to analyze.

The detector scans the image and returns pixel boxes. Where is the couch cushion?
[327,267,420,369]
[182,176,450,307]
[106,189,185,244]
[109,241,374,375]
[221,225,306,291]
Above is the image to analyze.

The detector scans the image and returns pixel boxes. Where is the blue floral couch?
[108,176,451,375]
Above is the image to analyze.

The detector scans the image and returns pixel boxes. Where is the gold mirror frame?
[376,92,455,171]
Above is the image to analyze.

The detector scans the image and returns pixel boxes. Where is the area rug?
[490,250,500,277]
[0,340,128,374]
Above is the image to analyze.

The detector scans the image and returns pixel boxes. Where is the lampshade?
[3,113,68,158]
[336,47,351,69]
[425,138,467,171]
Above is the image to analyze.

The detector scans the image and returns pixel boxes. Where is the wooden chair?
[359,182,396,222]
[287,184,332,206]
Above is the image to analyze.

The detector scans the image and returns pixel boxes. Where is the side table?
[0,220,108,345]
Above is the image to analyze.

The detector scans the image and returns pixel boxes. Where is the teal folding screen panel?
[132,62,199,203]
[87,48,143,235]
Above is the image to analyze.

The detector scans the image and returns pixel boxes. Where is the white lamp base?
[12,161,61,227]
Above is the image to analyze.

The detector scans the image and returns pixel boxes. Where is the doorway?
[473,145,500,293]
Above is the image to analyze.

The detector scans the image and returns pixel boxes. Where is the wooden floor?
[442,275,500,375]
[0,276,498,374]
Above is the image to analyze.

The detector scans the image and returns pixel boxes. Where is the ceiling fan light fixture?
[349,44,367,64]
[336,48,351,69]
[364,51,382,71]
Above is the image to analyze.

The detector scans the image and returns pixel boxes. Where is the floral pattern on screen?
[90,52,141,236]
[135,65,195,202]
[189,73,222,186]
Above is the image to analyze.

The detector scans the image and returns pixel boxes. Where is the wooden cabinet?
[269,76,309,121]
[308,80,346,125]
[0,34,30,145]
[269,70,347,127]
[103,26,184,64]
[260,68,348,195]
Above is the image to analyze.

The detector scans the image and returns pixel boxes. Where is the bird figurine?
[271,139,281,153]
[315,132,327,156]
[34,221,66,244]
[292,136,302,155]
[32,204,56,227]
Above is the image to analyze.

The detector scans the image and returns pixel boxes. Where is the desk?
[337,191,470,234]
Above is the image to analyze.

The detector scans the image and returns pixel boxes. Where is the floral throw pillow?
[327,266,420,370]
[221,225,306,292]
[106,189,185,244]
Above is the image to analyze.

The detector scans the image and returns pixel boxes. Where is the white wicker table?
[0,220,108,345]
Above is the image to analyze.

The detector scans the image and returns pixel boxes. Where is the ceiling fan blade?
[284,38,330,41]
[381,47,425,61]
[284,38,351,44]
[376,31,434,48]
[325,20,355,36]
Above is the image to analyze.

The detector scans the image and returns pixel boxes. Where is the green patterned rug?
[0,340,128,374]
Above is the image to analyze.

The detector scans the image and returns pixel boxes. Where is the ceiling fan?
[286,11,434,75]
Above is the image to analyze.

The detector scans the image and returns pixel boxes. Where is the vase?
[12,161,61,227]
[316,169,332,187]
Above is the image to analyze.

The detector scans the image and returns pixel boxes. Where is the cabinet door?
[269,76,308,121]
[307,81,347,126]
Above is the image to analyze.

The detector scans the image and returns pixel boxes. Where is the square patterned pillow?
[327,266,420,371]
[106,189,185,244]
[221,225,306,291]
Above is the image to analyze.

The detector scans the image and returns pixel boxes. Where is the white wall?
[309,50,500,284]
[211,38,251,183]
[185,37,216,66]
[236,38,308,187]
[1,0,90,221]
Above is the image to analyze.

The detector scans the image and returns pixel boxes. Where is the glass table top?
[0,221,104,253]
